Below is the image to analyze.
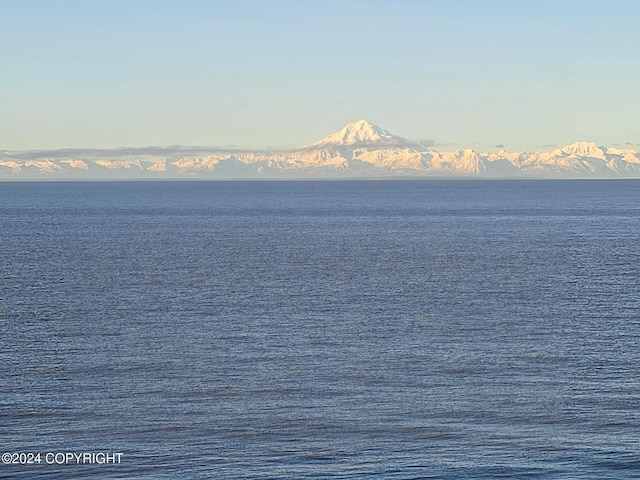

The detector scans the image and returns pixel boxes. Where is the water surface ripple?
[1,180,639,479]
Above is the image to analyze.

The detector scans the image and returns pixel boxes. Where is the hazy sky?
[2,0,639,151]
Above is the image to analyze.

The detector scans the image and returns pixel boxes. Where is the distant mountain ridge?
[2,120,640,179]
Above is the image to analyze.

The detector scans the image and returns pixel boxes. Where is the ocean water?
[1,180,639,479]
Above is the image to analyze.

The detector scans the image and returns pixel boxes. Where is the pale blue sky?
[2,0,639,151]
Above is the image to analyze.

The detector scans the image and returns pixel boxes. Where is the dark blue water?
[1,180,639,479]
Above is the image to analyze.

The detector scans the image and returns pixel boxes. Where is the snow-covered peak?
[560,141,606,158]
[309,120,407,147]
[454,149,478,158]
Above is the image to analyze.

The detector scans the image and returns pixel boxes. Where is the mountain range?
[2,120,640,179]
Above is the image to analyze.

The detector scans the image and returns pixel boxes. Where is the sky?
[2,0,640,152]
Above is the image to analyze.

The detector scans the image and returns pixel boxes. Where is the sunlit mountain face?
[2,121,640,179]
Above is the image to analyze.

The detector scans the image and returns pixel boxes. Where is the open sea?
[1,180,639,479]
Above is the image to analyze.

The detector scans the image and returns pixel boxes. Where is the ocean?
[1,180,639,479]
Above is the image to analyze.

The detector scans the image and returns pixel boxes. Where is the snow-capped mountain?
[2,121,640,179]
[308,119,411,148]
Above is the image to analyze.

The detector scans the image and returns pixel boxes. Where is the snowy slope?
[308,120,412,148]
[2,122,640,178]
